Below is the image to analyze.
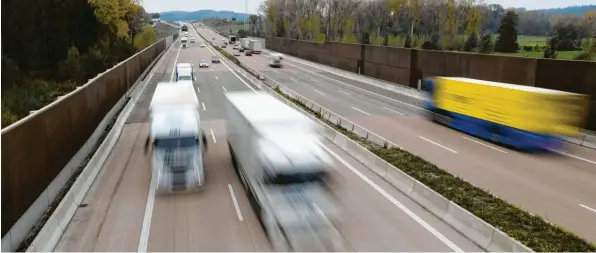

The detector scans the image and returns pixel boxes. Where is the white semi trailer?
[145,82,207,193]
[225,91,343,251]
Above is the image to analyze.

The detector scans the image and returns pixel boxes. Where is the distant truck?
[228,35,237,44]
[247,39,263,54]
[181,25,188,32]
[181,36,188,48]
[424,77,590,152]
[225,91,342,251]
[145,82,207,193]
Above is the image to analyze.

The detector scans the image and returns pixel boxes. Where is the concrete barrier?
[24,37,177,252]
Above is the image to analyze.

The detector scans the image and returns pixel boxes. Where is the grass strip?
[271,87,596,252]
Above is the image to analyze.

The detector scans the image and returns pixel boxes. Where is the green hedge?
[272,86,596,252]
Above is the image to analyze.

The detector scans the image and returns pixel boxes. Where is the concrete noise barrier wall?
[1,34,172,252]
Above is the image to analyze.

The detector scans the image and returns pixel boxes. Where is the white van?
[181,36,188,48]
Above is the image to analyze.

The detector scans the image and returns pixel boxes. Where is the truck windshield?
[154,137,197,149]
[178,75,192,81]
[263,171,327,185]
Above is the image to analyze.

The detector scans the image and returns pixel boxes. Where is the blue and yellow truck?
[424,77,590,152]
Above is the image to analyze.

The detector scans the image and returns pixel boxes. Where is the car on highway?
[233,51,241,56]
[200,43,206,48]
[245,50,253,56]
[221,44,227,48]
[199,59,210,68]
[190,37,195,43]
[211,56,221,63]
[212,37,215,40]
[233,45,239,50]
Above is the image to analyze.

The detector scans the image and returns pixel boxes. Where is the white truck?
[228,35,237,45]
[247,39,263,54]
[225,92,343,251]
[181,36,188,48]
[175,63,195,83]
[145,82,207,193]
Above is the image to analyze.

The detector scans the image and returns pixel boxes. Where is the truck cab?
[146,82,207,193]
[175,63,195,83]
[181,36,188,48]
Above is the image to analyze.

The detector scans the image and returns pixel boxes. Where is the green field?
[491,34,550,46]
[495,50,586,60]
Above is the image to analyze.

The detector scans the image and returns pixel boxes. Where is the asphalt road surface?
[199,25,596,243]
[53,27,483,252]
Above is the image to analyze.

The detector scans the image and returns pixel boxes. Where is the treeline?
[1,0,159,127]
[248,0,595,58]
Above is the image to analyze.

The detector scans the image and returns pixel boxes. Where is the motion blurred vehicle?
[425,77,590,152]
[245,50,252,56]
[190,37,195,43]
[228,35,237,44]
[247,39,263,54]
[198,59,209,68]
[225,92,342,251]
[146,82,207,193]
[175,63,195,83]
[233,51,241,56]
[200,43,206,48]
[268,54,283,67]
[211,56,221,63]
[212,37,215,40]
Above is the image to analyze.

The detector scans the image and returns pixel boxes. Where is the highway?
[52,26,483,252]
[198,25,596,243]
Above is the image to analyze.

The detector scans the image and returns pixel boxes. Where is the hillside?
[533,5,596,15]
[160,10,247,21]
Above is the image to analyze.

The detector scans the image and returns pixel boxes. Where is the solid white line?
[351,106,370,115]
[196,86,200,92]
[169,42,182,82]
[339,90,351,96]
[283,60,428,112]
[138,37,178,252]
[228,184,244,221]
[210,128,217,143]
[463,136,508,154]
[222,86,227,92]
[383,106,405,115]
[202,102,206,110]
[550,150,596,165]
[419,136,458,153]
[215,76,219,80]
[290,78,298,83]
[314,89,326,96]
[320,145,464,252]
[580,204,596,213]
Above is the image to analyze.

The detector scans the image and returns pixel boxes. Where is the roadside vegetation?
[241,0,595,61]
[2,0,162,128]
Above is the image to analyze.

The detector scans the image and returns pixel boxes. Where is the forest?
[1,0,160,127]
[245,0,596,60]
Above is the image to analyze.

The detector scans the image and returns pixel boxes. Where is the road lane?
[199,25,596,242]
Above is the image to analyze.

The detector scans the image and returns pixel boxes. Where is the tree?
[237,29,247,38]
[494,10,519,52]
[463,33,478,51]
[478,33,493,53]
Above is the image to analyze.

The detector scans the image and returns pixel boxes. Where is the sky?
[142,0,595,14]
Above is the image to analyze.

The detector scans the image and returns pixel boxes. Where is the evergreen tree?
[494,10,519,53]
[404,35,412,48]
[463,33,479,52]
[478,34,494,53]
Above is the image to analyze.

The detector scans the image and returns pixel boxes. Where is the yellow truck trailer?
[425,77,590,151]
